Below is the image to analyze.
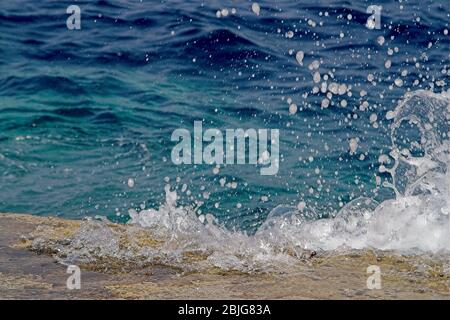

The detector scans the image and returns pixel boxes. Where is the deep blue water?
[0,0,449,231]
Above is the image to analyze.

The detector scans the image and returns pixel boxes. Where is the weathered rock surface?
[0,213,449,299]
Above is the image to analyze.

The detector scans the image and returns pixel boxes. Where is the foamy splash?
[33,90,450,272]
[279,90,450,253]
[129,90,450,254]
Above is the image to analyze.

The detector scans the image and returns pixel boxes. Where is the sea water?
[1,1,449,270]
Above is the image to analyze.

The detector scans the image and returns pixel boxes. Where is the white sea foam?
[277,90,450,253]
[129,90,450,259]
[39,90,450,272]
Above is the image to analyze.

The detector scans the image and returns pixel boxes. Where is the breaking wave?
[33,90,450,272]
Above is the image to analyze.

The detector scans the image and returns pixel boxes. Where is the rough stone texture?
[0,213,449,300]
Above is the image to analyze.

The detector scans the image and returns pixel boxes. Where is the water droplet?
[377,36,385,45]
[295,51,304,65]
[321,98,330,108]
[349,138,359,154]
[394,78,403,87]
[297,201,306,211]
[289,103,298,114]
[252,2,260,15]
[313,71,321,83]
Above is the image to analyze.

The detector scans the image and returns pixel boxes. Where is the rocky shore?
[0,213,449,299]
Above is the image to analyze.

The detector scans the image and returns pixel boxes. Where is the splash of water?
[285,90,450,253]
[32,90,450,272]
[130,90,450,254]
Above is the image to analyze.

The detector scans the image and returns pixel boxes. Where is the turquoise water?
[0,0,449,234]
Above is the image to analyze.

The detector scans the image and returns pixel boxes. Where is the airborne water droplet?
[289,103,298,114]
[349,138,359,154]
[252,2,260,15]
[394,78,404,87]
[297,201,306,211]
[295,51,304,65]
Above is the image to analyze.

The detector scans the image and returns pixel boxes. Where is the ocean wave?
[28,90,450,273]
[1,0,449,270]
